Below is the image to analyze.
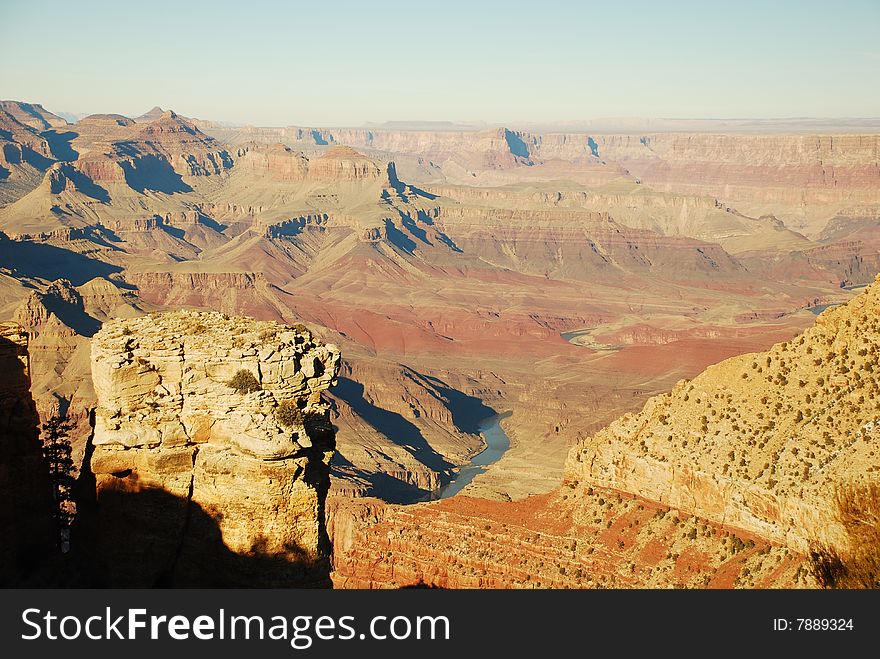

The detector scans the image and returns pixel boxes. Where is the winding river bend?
[438,412,512,499]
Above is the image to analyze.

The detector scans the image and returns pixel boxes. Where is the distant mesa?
[77,113,135,128]
[137,110,200,137]
[364,120,486,131]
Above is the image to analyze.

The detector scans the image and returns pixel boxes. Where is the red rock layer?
[329,487,808,589]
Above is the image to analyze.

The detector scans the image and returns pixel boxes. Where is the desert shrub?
[809,482,880,589]
[121,326,132,336]
[228,369,261,394]
[275,399,304,427]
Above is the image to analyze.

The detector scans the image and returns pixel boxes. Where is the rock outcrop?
[233,143,309,181]
[133,111,233,177]
[87,311,341,586]
[566,275,880,552]
[306,146,384,182]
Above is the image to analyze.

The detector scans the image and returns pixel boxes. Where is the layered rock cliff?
[566,275,880,552]
[329,489,806,589]
[86,311,341,586]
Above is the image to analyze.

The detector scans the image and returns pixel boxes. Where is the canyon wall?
[593,133,880,203]
[86,311,341,586]
[201,125,880,235]
[566,276,880,552]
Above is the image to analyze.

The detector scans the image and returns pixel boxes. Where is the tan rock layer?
[87,310,341,586]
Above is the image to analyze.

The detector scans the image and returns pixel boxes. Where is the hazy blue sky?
[2,0,878,125]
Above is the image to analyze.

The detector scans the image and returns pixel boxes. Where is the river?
[437,412,512,499]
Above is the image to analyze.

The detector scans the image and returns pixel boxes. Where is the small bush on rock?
[276,399,304,427]
[228,369,261,394]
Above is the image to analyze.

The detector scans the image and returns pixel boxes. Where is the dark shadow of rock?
[332,376,457,479]
[118,154,193,194]
[74,481,331,588]
[63,165,110,203]
[40,289,102,337]
[503,128,531,159]
[364,472,437,505]
[42,130,79,162]
[21,146,54,171]
[0,329,56,586]
[383,219,418,254]
[0,234,123,285]
[67,439,333,588]
[415,210,462,252]
[400,213,431,246]
[419,374,497,434]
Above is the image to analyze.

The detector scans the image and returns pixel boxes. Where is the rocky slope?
[85,311,341,586]
[329,488,807,588]
[566,275,880,552]
[0,101,67,130]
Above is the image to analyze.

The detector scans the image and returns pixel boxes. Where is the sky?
[1,0,878,126]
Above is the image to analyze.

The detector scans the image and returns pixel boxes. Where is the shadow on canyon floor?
[41,130,79,162]
[0,236,123,285]
[420,374,497,434]
[331,374,498,504]
[333,376,459,478]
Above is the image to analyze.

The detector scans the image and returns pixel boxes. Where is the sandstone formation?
[234,143,309,181]
[133,106,168,123]
[566,276,880,552]
[87,311,341,586]
[306,145,385,182]
[592,133,880,211]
